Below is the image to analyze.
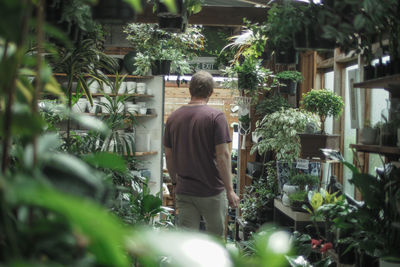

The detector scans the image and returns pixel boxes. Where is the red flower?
[320,242,333,253]
[311,239,322,249]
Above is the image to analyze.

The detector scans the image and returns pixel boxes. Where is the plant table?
[273,198,325,235]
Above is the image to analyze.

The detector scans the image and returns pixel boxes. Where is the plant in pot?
[223,57,277,103]
[124,23,203,75]
[241,163,278,227]
[276,70,304,96]
[360,119,380,145]
[299,89,344,159]
[251,108,319,162]
[285,173,319,211]
[323,150,400,266]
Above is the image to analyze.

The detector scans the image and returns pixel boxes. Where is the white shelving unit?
[133,76,164,194]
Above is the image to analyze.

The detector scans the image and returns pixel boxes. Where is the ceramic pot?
[361,127,379,145]
[118,82,126,94]
[126,82,137,94]
[137,83,146,94]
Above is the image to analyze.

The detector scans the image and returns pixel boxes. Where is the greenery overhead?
[302,89,344,134]
[123,23,203,75]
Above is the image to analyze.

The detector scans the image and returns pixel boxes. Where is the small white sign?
[296,159,309,170]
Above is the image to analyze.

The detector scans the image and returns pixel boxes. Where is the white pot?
[117,102,124,113]
[103,84,112,94]
[125,103,139,114]
[137,83,146,94]
[137,102,146,108]
[88,98,100,113]
[100,97,109,113]
[72,99,88,113]
[282,193,291,206]
[139,107,147,115]
[146,88,153,95]
[118,82,126,95]
[88,79,100,94]
[282,184,299,195]
[126,82,137,94]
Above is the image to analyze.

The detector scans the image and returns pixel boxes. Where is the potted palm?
[299,89,344,159]
[276,70,304,95]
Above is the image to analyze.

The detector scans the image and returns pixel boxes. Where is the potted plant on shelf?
[223,57,277,103]
[251,108,319,162]
[360,119,380,145]
[276,70,304,96]
[124,23,203,75]
[299,89,344,159]
[155,0,203,32]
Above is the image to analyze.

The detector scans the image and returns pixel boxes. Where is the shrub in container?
[299,89,344,158]
[276,70,304,95]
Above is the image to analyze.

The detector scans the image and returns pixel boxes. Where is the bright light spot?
[181,238,232,267]
[267,231,291,254]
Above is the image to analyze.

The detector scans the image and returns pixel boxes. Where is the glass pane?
[342,65,359,197]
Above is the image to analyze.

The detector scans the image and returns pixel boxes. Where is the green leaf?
[82,152,127,172]
[6,177,130,267]
[70,113,109,135]
[124,0,143,13]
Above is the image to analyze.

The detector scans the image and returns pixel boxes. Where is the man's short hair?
[189,71,214,98]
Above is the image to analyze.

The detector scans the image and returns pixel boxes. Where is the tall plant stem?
[33,0,45,165]
[1,2,31,174]
[0,0,32,259]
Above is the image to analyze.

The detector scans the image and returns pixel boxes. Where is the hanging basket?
[92,0,136,22]
[158,15,187,33]
[151,60,171,75]
[156,0,183,18]
[279,79,297,95]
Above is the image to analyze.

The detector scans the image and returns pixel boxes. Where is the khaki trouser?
[176,191,228,237]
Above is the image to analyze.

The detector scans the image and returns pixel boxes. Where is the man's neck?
[187,97,208,105]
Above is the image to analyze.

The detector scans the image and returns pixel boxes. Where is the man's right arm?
[215,143,240,208]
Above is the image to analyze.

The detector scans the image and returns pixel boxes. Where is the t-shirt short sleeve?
[214,113,232,145]
[163,121,172,148]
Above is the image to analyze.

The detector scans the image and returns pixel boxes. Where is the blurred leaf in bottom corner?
[5,176,131,267]
[0,103,44,138]
[82,152,127,173]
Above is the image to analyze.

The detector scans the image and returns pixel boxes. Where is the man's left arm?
[164,146,177,185]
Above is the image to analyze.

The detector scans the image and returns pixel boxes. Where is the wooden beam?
[136,5,269,26]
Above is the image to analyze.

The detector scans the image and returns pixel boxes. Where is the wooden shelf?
[85,113,157,118]
[53,73,153,79]
[354,74,400,89]
[73,93,154,98]
[350,143,400,156]
[124,151,158,157]
[274,198,312,222]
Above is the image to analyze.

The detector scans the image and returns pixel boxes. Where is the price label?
[296,159,309,170]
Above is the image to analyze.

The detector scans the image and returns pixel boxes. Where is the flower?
[320,242,333,253]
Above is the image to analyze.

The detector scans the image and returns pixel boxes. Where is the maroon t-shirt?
[163,105,232,197]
